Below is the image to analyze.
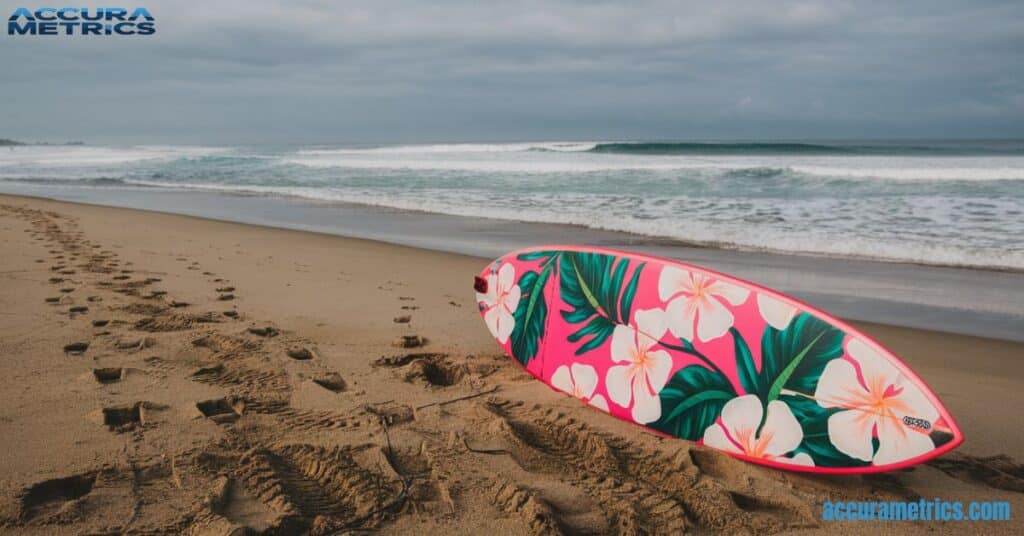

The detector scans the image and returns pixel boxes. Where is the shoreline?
[1,194,1022,533]
[6,180,1024,275]
[1,186,1022,342]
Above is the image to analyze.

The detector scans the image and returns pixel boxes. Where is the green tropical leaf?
[558,252,644,356]
[758,312,845,402]
[509,263,554,365]
[651,365,737,440]
[731,327,763,396]
[782,394,871,467]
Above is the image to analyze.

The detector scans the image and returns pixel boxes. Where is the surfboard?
[473,246,963,473]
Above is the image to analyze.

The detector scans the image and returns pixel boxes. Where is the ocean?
[2,140,1023,271]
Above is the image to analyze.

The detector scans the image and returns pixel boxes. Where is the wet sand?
[0,193,1022,534]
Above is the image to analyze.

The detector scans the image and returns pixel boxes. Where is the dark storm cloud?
[1,0,1021,143]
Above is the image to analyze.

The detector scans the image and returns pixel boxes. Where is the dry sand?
[0,193,1022,535]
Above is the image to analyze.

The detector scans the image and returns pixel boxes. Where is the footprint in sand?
[313,372,347,392]
[218,293,235,301]
[286,347,315,360]
[395,335,428,348]
[393,315,412,324]
[63,342,89,354]
[196,397,243,424]
[18,472,98,522]
[101,402,148,431]
[93,367,125,384]
[247,326,279,338]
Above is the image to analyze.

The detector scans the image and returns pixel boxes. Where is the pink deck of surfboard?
[474,245,963,474]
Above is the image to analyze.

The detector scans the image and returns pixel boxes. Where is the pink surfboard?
[473,246,963,474]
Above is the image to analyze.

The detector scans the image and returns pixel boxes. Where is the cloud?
[1,0,1021,143]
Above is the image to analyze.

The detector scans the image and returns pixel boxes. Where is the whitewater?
[1,141,1022,270]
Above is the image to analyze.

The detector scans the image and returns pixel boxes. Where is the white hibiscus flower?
[606,308,673,424]
[813,339,938,465]
[475,263,521,344]
[757,294,798,330]
[551,363,609,412]
[702,394,814,466]
[658,266,750,342]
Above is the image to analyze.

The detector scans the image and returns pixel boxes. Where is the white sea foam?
[0,145,231,179]
[285,146,1024,181]
[295,142,598,155]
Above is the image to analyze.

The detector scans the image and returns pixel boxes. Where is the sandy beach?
[1,193,1022,534]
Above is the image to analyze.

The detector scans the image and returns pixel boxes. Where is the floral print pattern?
[475,262,521,344]
[703,395,814,466]
[606,309,673,424]
[814,339,939,465]
[658,266,750,342]
[551,363,609,412]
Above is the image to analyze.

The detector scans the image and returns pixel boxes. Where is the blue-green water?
[2,140,1023,269]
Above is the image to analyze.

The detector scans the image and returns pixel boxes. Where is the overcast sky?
[2,0,1022,144]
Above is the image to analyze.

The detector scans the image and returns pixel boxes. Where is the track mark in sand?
[191,362,289,394]
[928,454,1024,493]
[118,302,167,316]
[234,444,399,533]
[196,398,244,424]
[93,367,125,383]
[218,293,235,301]
[91,319,109,327]
[134,312,220,332]
[143,355,177,372]
[393,315,411,324]
[18,471,98,523]
[68,306,88,314]
[223,310,239,319]
[483,400,819,534]
[267,407,366,431]
[375,352,466,387]
[191,332,261,355]
[490,479,566,536]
